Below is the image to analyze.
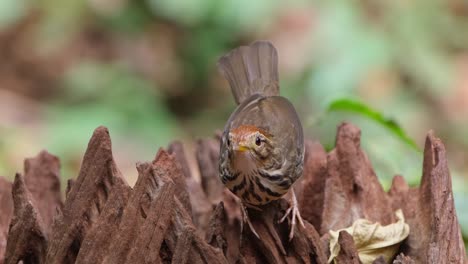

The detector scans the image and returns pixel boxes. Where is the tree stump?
[0,123,466,263]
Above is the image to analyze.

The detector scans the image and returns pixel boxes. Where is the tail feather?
[217,41,279,105]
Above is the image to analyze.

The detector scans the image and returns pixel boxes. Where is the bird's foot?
[279,189,305,241]
[240,203,260,238]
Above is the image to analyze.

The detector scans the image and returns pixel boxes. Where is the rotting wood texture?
[0,123,466,263]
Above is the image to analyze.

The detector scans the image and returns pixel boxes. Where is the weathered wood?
[195,138,223,204]
[335,231,360,264]
[168,141,212,232]
[164,193,227,264]
[206,199,241,263]
[0,177,13,262]
[23,150,63,234]
[292,222,328,263]
[75,175,131,264]
[389,131,466,263]
[65,179,74,199]
[1,123,466,263]
[165,142,193,217]
[122,154,177,264]
[372,256,386,264]
[235,200,327,264]
[419,132,466,263]
[46,126,124,264]
[299,140,328,231]
[98,153,173,264]
[206,202,228,255]
[320,123,395,234]
[5,174,47,264]
[393,253,415,264]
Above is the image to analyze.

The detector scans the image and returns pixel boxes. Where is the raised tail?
[217,41,279,105]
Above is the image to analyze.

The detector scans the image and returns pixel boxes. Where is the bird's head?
[227,125,274,162]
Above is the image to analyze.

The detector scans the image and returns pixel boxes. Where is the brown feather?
[217,41,279,105]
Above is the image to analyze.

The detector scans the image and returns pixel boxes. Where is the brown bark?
[101,158,175,264]
[1,123,466,263]
[5,174,47,264]
[393,253,415,264]
[0,177,13,262]
[388,131,466,263]
[299,140,328,231]
[195,138,224,204]
[320,123,395,234]
[335,231,360,264]
[23,150,63,234]
[75,174,131,264]
[168,141,212,232]
[45,126,124,264]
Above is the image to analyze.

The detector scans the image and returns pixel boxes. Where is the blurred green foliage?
[326,98,420,151]
[0,0,466,250]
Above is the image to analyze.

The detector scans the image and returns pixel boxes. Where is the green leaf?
[327,98,420,152]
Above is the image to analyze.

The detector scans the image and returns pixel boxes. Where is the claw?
[279,189,304,241]
[231,195,261,239]
[241,204,260,238]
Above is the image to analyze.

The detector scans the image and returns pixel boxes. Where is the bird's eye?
[255,136,262,146]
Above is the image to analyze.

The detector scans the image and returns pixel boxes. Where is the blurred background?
[0,0,466,250]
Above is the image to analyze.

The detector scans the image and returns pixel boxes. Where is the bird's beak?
[233,143,248,152]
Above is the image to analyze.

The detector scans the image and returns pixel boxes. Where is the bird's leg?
[279,189,305,241]
[240,203,260,239]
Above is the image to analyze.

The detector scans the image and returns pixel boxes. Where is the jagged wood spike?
[24,150,63,234]
[0,177,13,262]
[46,126,124,264]
[168,141,212,231]
[101,158,174,264]
[335,231,360,264]
[196,138,224,204]
[299,140,328,231]
[75,176,131,264]
[320,123,395,234]
[1,123,465,263]
[5,174,47,264]
[406,131,465,263]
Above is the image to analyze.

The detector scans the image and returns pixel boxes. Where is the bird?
[217,40,305,240]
